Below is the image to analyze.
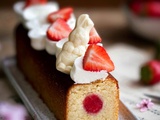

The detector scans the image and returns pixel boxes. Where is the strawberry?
[24,0,47,8]
[140,60,160,85]
[83,44,114,72]
[129,1,144,16]
[47,7,73,23]
[146,1,160,17]
[129,1,160,17]
[88,27,102,44]
[46,18,72,41]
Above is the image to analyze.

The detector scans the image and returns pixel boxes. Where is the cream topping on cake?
[56,14,94,74]
[28,24,50,50]
[13,1,25,17]
[28,16,75,53]
[15,1,112,83]
[55,38,68,57]
[14,1,76,54]
[27,7,76,53]
[23,3,59,29]
[25,19,50,30]
[13,1,59,29]
[70,56,108,83]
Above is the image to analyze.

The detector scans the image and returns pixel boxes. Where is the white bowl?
[125,6,160,41]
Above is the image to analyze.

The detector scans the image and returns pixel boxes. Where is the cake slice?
[15,14,119,120]
[67,76,119,120]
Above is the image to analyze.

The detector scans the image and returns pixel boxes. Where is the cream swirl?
[13,1,59,29]
[70,56,108,83]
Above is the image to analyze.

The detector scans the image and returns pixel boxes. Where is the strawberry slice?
[24,0,47,8]
[47,7,73,23]
[47,18,72,41]
[88,27,102,44]
[83,44,114,72]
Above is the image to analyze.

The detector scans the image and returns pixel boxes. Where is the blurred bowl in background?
[124,6,160,41]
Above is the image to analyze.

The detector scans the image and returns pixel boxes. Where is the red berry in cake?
[140,60,160,85]
[83,44,114,72]
[24,0,47,8]
[88,27,102,44]
[47,18,72,41]
[83,94,103,114]
[47,7,73,23]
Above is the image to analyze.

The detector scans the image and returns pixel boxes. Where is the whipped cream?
[70,56,108,83]
[27,11,75,54]
[23,2,59,29]
[45,38,57,55]
[13,1,24,19]
[55,38,68,57]
[23,2,59,21]
[14,1,76,55]
[56,14,94,74]
[25,18,48,30]
[13,1,58,30]
[28,24,49,50]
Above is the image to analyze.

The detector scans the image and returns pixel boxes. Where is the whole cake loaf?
[14,0,119,120]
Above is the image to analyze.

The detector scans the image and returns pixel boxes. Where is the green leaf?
[140,65,152,85]
[154,41,160,60]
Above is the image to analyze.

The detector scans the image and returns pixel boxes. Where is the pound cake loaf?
[14,1,119,120]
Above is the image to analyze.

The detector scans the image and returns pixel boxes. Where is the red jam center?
[83,94,103,114]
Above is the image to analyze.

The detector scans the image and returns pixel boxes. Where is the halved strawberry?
[83,44,114,72]
[24,0,47,8]
[88,27,102,44]
[47,18,72,41]
[47,7,73,23]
